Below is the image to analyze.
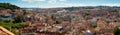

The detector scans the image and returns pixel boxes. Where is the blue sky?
[0,0,120,8]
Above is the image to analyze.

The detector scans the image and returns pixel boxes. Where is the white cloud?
[48,0,67,4]
[59,0,66,2]
[101,4,120,6]
[21,0,67,4]
[48,0,57,4]
[21,0,46,2]
[64,3,120,7]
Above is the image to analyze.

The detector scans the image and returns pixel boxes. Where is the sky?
[0,0,120,8]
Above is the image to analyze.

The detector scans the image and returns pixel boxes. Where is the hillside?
[0,3,20,10]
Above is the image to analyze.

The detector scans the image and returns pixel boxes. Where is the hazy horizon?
[0,0,120,8]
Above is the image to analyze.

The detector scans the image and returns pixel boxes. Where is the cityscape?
[0,0,120,35]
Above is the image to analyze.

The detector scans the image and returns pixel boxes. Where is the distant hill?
[22,8,41,10]
[61,6,120,11]
[21,6,120,12]
[0,3,20,10]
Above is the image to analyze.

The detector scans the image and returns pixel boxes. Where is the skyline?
[0,0,120,8]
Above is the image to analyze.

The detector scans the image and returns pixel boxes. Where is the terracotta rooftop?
[0,26,14,35]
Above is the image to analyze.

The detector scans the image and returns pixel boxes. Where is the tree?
[91,22,97,28]
[114,27,120,35]
[51,14,56,20]
[0,3,20,10]
[55,18,61,24]
[56,20,61,24]
[0,7,5,10]
[11,23,25,28]
[0,20,25,34]
[23,10,29,15]
[114,20,120,22]
[111,9,118,12]
[14,16,23,23]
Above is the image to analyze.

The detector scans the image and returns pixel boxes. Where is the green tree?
[114,20,120,22]
[14,16,23,23]
[12,23,25,28]
[111,9,118,12]
[0,3,20,10]
[91,22,97,28]
[23,10,29,15]
[114,27,120,35]
[0,20,25,34]
[55,18,61,24]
